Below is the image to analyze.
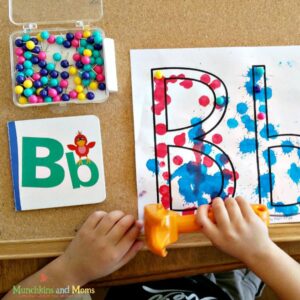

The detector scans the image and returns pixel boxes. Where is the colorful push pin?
[83,49,92,57]
[40,31,50,40]
[86,91,95,100]
[69,66,78,75]
[73,53,81,62]
[28,95,38,104]
[53,52,62,62]
[83,30,91,38]
[98,83,106,90]
[22,34,31,42]
[23,79,33,89]
[15,85,24,95]
[56,36,64,45]
[15,39,24,47]
[66,32,74,41]
[74,31,83,39]
[61,94,70,101]
[89,81,98,90]
[216,96,226,106]
[254,67,264,77]
[47,35,56,44]
[26,40,35,50]
[63,40,71,48]
[78,92,86,100]
[154,70,163,80]
[61,60,69,68]
[61,71,69,79]
[69,90,78,99]
[258,112,266,120]
[18,96,28,105]
[254,85,261,93]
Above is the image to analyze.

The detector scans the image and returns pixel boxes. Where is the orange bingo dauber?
[144,203,270,257]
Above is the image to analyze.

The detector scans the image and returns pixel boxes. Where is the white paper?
[130,46,300,224]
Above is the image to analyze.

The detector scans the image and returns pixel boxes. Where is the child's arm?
[196,196,300,300]
[3,210,143,299]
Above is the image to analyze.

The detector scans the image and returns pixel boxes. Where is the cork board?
[1,0,300,259]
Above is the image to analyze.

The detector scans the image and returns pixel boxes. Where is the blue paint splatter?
[288,163,300,184]
[256,173,275,198]
[268,202,299,215]
[146,159,159,174]
[172,161,223,205]
[239,138,256,154]
[259,105,266,113]
[237,103,248,114]
[260,124,278,139]
[263,149,276,165]
[188,117,204,142]
[227,118,238,129]
[202,143,212,154]
[241,115,255,132]
[282,141,294,154]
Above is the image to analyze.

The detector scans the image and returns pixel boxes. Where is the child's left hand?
[57,210,144,286]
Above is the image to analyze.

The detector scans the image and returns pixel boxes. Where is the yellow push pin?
[154,70,163,80]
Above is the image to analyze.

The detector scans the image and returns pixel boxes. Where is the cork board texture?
[1,0,300,258]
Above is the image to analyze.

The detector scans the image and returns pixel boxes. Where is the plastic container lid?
[9,0,103,26]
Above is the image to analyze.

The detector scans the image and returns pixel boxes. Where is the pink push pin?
[96,74,105,82]
[72,40,79,48]
[48,88,58,98]
[37,96,44,103]
[94,65,103,74]
[69,90,78,99]
[74,31,83,40]
[15,48,24,56]
[28,95,38,104]
[60,79,69,88]
[53,95,61,102]
[258,112,265,120]
[17,56,25,64]
[32,73,41,81]
[81,56,90,65]
[38,51,47,60]
[73,53,81,62]
[47,35,56,44]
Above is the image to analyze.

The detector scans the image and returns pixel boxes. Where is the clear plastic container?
[9,0,118,107]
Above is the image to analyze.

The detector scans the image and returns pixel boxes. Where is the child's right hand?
[196,196,273,265]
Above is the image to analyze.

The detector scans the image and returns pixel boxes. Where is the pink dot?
[212,134,223,144]
[156,143,167,158]
[210,80,221,90]
[200,74,211,84]
[69,90,78,99]
[73,53,81,62]
[81,56,90,65]
[235,171,239,180]
[258,112,265,120]
[37,96,43,103]
[199,95,210,107]
[71,39,79,48]
[38,51,47,60]
[227,187,234,195]
[159,161,165,167]
[94,66,103,74]
[173,155,183,165]
[74,31,83,39]
[161,195,170,209]
[156,123,167,135]
[174,133,186,146]
[15,48,24,56]
[159,185,169,195]
[162,172,169,180]
[47,35,56,44]
[203,156,213,167]
[179,79,193,89]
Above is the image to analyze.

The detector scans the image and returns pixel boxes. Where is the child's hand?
[196,196,272,265]
[59,210,144,285]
